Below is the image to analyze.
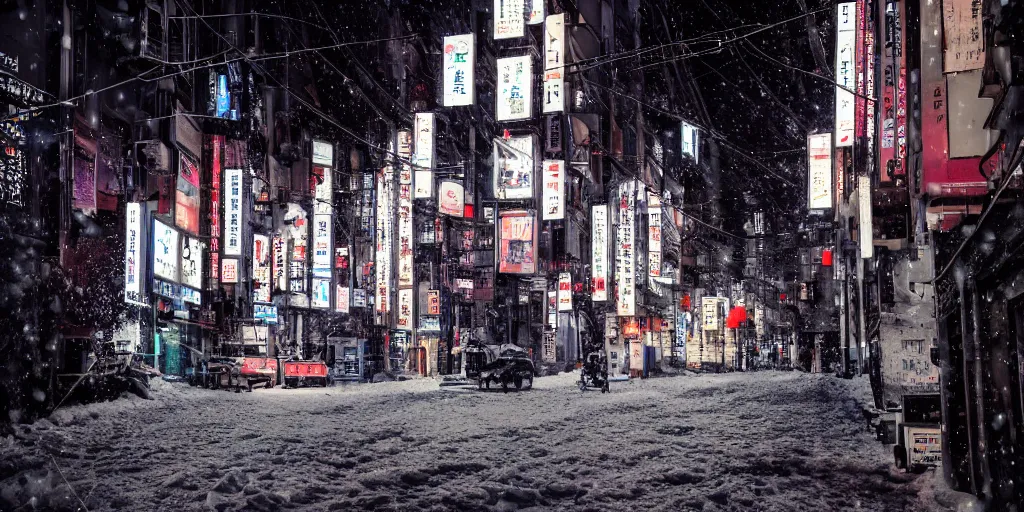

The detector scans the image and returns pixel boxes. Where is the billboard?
[413,113,435,198]
[494,0,525,40]
[808,133,834,210]
[152,219,179,282]
[496,55,533,121]
[943,0,984,73]
[175,153,200,235]
[223,168,243,256]
[616,181,636,316]
[544,13,565,69]
[835,3,857,147]
[498,211,537,274]
[557,272,572,311]
[180,236,204,291]
[542,69,564,113]
[702,297,722,330]
[442,34,475,107]
[541,160,565,220]
[397,130,414,288]
[253,234,271,303]
[493,135,535,200]
[591,204,609,302]
[312,165,332,215]
[438,180,465,217]
[375,166,394,316]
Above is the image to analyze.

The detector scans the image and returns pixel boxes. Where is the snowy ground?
[1,371,965,511]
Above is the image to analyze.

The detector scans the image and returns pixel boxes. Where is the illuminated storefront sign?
[397,288,414,331]
[541,160,565,220]
[253,234,271,303]
[180,236,204,291]
[807,133,833,210]
[557,272,572,312]
[221,258,238,283]
[413,113,435,198]
[835,3,857,147]
[494,0,524,40]
[311,278,330,309]
[175,154,200,235]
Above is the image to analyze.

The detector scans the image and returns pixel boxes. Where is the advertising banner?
[498,211,536,274]
[438,180,465,217]
[615,181,636,316]
[311,278,330,309]
[124,203,143,303]
[544,13,565,69]
[336,285,350,314]
[496,55,532,121]
[541,160,565,220]
[175,153,201,235]
[542,70,564,113]
[221,258,238,283]
[808,133,833,210]
[312,214,332,271]
[702,297,721,330]
[835,3,857,147]
[494,0,525,40]
[397,131,414,288]
[223,168,243,256]
[397,288,414,331]
[557,272,572,311]
[648,193,662,278]
[272,236,286,291]
[312,140,333,167]
[442,34,475,107]
[493,135,535,200]
[591,204,609,301]
[153,219,179,282]
[180,236,204,291]
[427,290,441,316]
[414,113,435,198]
[253,234,271,303]
[312,165,332,215]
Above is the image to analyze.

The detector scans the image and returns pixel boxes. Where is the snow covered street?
[1,371,960,511]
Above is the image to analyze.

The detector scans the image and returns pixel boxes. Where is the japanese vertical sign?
[443,34,475,107]
[494,0,525,40]
[336,285,350,314]
[124,202,143,303]
[591,204,609,302]
[880,1,906,181]
[557,272,573,311]
[220,258,238,283]
[180,236,204,291]
[808,133,834,210]
[397,130,414,288]
[252,234,271,303]
[209,136,222,284]
[413,113,435,198]
[541,160,565,220]
[272,236,286,290]
[702,297,721,330]
[223,168,243,256]
[835,2,857,147]
[311,278,330,309]
[858,175,874,259]
[312,214,332,272]
[493,135,535,200]
[175,153,201,235]
[152,219,179,282]
[526,0,544,24]
[376,164,394,318]
[616,181,637,317]
[943,0,985,73]
[427,290,441,315]
[543,13,565,113]
[498,211,537,274]
[648,193,662,278]
[397,288,414,331]
[496,55,533,121]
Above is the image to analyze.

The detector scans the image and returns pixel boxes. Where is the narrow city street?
[1,372,958,511]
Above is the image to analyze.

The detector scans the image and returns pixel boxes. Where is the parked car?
[478,355,535,392]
